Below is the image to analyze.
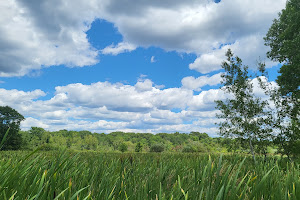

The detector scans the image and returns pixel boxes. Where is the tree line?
[0,106,276,154]
[0,123,276,154]
[19,127,225,152]
[0,103,296,157]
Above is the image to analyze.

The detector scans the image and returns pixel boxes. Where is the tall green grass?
[0,151,298,199]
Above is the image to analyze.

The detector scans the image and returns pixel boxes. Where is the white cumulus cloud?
[0,0,99,77]
[181,73,222,91]
[99,0,285,72]
[0,0,286,76]
[0,76,277,135]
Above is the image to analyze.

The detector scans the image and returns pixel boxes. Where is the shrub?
[150,143,164,152]
[182,145,196,153]
[118,143,128,152]
[135,142,143,152]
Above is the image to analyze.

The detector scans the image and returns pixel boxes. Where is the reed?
[0,151,298,199]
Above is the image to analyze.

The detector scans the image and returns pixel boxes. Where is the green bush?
[135,142,143,152]
[118,143,128,152]
[39,144,59,151]
[150,143,164,152]
[182,145,196,153]
[195,143,209,153]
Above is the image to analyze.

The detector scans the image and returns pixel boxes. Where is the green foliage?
[39,143,60,151]
[0,151,299,199]
[275,119,300,159]
[118,142,128,152]
[0,106,25,150]
[0,128,10,150]
[150,143,165,152]
[135,142,143,152]
[220,138,241,153]
[264,0,300,65]
[182,145,196,153]
[193,142,209,153]
[19,130,227,153]
[264,0,300,159]
[21,127,50,149]
[82,135,98,150]
[276,64,300,101]
[215,49,273,161]
[190,132,209,140]
[29,127,45,139]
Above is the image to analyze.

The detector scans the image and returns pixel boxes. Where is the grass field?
[0,150,299,199]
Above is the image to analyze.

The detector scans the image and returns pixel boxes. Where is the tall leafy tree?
[215,49,272,161]
[135,142,143,152]
[264,0,300,158]
[0,106,25,150]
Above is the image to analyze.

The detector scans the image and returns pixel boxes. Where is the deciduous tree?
[0,106,24,150]
[264,0,300,158]
[215,49,272,162]
[135,142,143,152]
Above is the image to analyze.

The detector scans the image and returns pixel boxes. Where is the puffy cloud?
[0,0,99,77]
[52,81,193,112]
[152,88,193,110]
[187,76,278,111]
[0,79,222,135]
[0,89,46,113]
[100,0,285,72]
[181,73,222,91]
[22,117,50,130]
[189,52,224,74]
[0,0,286,76]
[101,42,137,55]
[135,79,153,92]
[190,35,278,74]
[66,106,143,122]
[188,88,230,111]
[192,118,224,127]
[181,110,221,119]
[0,75,277,135]
[54,82,153,112]
[152,124,220,137]
[0,89,45,103]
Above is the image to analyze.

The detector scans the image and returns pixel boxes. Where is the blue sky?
[0,0,286,136]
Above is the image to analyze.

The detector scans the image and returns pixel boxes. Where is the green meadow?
[0,151,299,199]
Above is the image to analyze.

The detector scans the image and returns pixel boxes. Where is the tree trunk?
[264,151,267,161]
[249,139,256,163]
[263,147,267,161]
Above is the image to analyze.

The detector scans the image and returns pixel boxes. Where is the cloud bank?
[0,0,286,76]
[0,76,275,136]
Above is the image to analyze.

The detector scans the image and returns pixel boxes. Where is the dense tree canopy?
[264,0,300,64]
[17,128,238,153]
[0,106,24,150]
[264,0,300,158]
[264,0,300,110]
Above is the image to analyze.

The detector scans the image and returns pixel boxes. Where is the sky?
[0,0,286,136]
